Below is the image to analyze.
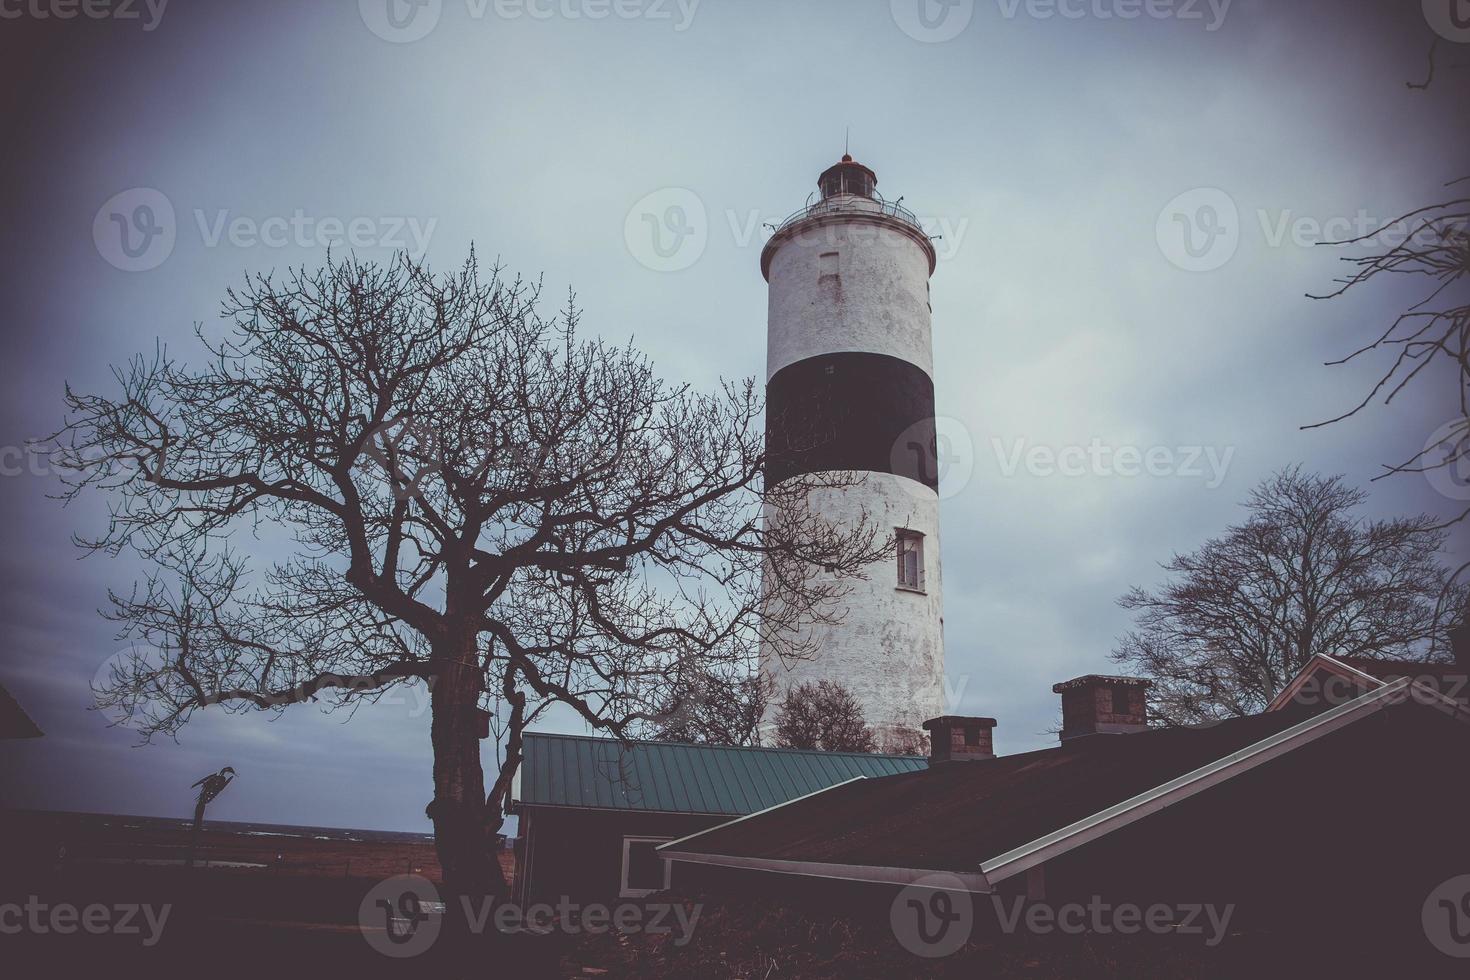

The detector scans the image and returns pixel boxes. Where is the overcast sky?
[0,0,1466,833]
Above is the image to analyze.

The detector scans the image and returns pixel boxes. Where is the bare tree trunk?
[428,649,507,951]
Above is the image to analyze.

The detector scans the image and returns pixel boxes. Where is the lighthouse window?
[896,530,925,592]
[818,251,839,281]
[821,169,872,199]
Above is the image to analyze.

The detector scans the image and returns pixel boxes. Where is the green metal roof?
[516,732,927,816]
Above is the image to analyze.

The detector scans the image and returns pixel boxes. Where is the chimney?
[1052,675,1152,741]
[1452,610,1470,698]
[922,716,997,764]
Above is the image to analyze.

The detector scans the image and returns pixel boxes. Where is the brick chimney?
[1053,675,1152,741]
[922,716,997,764]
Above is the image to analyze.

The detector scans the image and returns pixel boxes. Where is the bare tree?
[874,724,928,757]
[54,252,886,939]
[644,665,769,747]
[1112,468,1463,725]
[1305,177,1469,598]
[772,680,878,753]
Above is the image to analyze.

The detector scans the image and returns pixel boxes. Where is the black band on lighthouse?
[766,351,939,490]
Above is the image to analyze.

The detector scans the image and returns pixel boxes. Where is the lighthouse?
[760,154,945,750]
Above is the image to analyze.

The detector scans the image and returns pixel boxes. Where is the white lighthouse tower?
[760,154,945,749]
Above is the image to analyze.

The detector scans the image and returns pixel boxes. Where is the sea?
[3,808,440,844]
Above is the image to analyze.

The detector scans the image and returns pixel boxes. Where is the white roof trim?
[980,678,1418,884]
[658,850,992,893]
[1265,653,1384,712]
[1266,653,1470,720]
[657,775,868,854]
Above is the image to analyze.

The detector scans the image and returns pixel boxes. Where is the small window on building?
[1109,686,1131,716]
[896,530,924,592]
[818,251,839,281]
[621,837,672,898]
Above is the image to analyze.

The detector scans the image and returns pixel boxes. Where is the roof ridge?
[520,730,925,761]
[1332,653,1457,668]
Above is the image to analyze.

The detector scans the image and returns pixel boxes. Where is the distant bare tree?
[645,665,770,747]
[773,680,878,753]
[1113,468,1463,725]
[875,724,928,757]
[54,252,886,943]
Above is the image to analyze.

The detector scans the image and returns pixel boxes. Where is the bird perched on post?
[188,766,236,865]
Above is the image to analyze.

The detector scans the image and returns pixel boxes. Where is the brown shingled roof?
[664,707,1313,875]
[0,682,43,739]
